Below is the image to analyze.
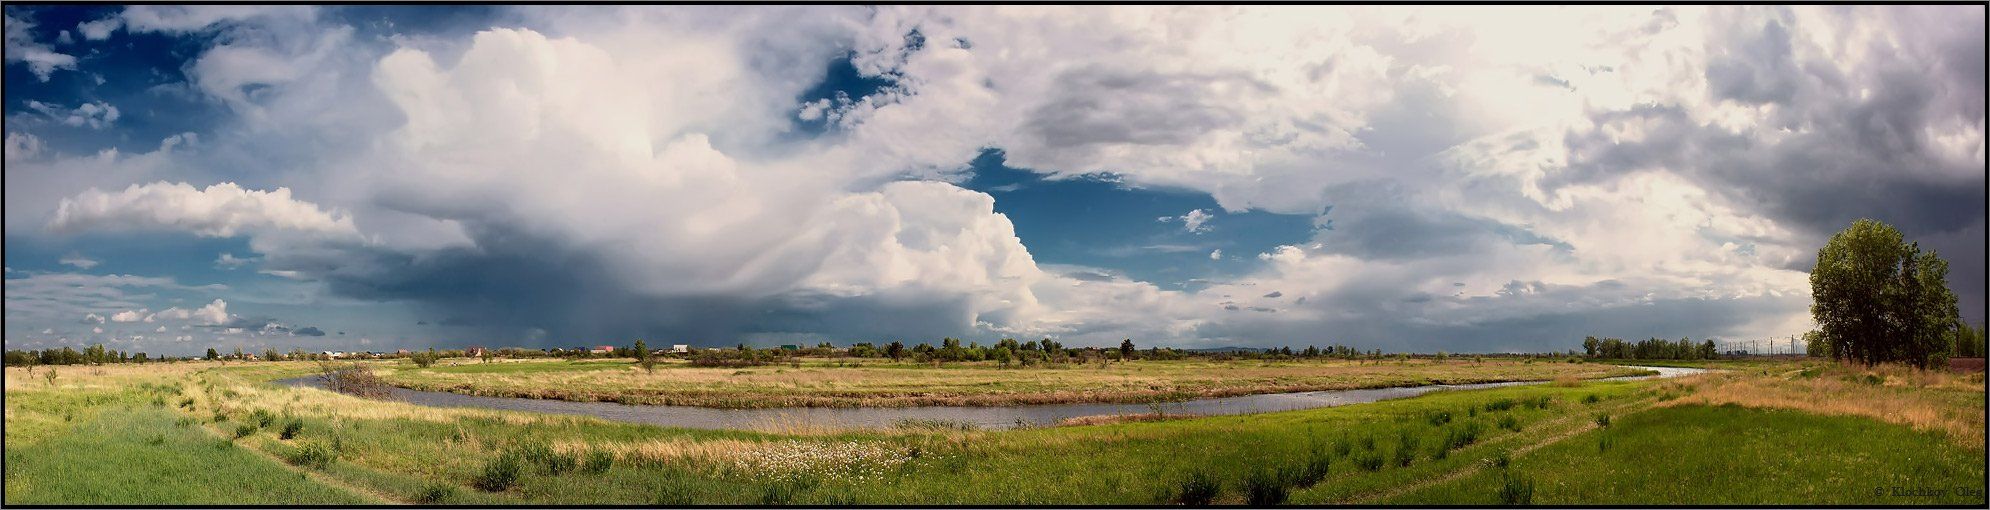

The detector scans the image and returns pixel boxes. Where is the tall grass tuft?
[233,424,257,439]
[1174,470,1220,505]
[279,419,303,440]
[582,450,614,474]
[1291,446,1332,487]
[474,451,523,492]
[1594,413,1611,428]
[1497,415,1521,432]
[1242,468,1289,505]
[285,441,337,470]
[1498,473,1535,504]
[415,483,456,504]
[1393,432,1421,467]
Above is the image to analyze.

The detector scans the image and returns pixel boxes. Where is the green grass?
[9,362,1982,505]
[1385,404,1987,505]
[2,388,370,504]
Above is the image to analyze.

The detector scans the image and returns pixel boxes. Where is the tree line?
[1578,336,1718,360]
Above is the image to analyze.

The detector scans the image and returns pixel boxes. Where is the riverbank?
[371,357,1653,408]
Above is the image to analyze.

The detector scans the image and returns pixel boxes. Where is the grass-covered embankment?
[375,357,1651,408]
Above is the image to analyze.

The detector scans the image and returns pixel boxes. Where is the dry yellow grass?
[378,358,1649,408]
[1657,362,1986,449]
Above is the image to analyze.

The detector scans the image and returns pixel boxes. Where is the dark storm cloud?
[1023,68,1264,150]
[292,326,325,336]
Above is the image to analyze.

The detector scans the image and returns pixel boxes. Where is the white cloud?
[77,17,122,40]
[1209,249,1223,261]
[110,308,149,322]
[191,299,230,325]
[118,5,316,34]
[58,252,100,269]
[4,132,45,161]
[82,313,105,324]
[4,14,78,81]
[49,181,362,239]
[214,253,256,269]
[24,100,121,129]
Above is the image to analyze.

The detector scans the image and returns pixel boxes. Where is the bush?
[1443,422,1485,450]
[1242,468,1289,505]
[250,409,276,429]
[285,441,337,470]
[233,424,257,438]
[318,362,393,399]
[517,442,577,475]
[1394,433,1422,467]
[1174,470,1220,505]
[1355,452,1385,471]
[473,451,523,492]
[1291,447,1332,487]
[1497,415,1521,432]
[415,483,456,504]
[583,450,614,474]
[1425,410,1453,426]
[1498,473,1534,504]
[280,419,304,440]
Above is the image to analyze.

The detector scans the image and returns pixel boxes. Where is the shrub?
[1242,468,1289,505]
[233,424,257,438]
[473,451,523,492]
[1425,410,1453,426]
[250,409,276,429]
[285,441,337,470]
[1497,415,1521,432]
[583,450,614,474]
[1291,447,1332,487]
[1498,473,1534,504]
[1444,421,1485,450]
[1355,452,1385,471]
[280,419,304,440]
[415,483,456,504]
[1394,433,1422,467]
[317,362,393,399]
[1174,470,1220,505]
[516,442,576,475]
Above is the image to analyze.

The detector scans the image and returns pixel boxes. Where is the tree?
[886,341,905,362]
[633,339,655,373]
[1810,219,1961,368]
[1119,339,1135,361]
[206,348,221,361]
[1955,323,1987,358]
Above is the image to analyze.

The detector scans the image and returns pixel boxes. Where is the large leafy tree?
[1810,219,1960,368]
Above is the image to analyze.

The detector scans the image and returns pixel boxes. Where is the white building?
[671,344,690,353]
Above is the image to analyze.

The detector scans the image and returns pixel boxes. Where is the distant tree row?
[3,345,181,366]
[1579,336,1717,360]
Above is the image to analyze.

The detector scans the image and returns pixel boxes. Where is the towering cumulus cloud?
[8,5,1982,351]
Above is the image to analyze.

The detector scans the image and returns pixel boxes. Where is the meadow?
[374,356,1650,408]
[3,358,1982,505]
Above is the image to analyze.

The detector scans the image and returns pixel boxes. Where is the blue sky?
[5,6,1984,356]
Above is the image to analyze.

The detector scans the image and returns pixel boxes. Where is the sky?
[3,5,1983,357]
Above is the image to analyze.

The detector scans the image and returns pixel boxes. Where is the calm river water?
[279,365,1708,431]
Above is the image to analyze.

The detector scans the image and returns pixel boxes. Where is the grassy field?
[4,358,1981,505]
[375,357,1652,408]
